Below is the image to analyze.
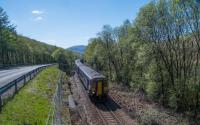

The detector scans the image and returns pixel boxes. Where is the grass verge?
[0,66,60,125]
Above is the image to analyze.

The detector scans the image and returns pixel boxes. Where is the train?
[75,59,108,99]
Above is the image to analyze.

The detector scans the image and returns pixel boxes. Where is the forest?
[0,7,78,71]
[84,0,200,120]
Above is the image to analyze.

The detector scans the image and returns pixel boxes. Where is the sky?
[0,0,149,48]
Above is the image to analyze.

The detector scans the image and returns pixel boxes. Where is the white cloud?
[32,10,43,15]
[31,10,45,21]
[35,16,43,21]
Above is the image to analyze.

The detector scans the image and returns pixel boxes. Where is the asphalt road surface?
[0,65,47,88]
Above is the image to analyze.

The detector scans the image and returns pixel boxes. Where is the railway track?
[72,74,127,125]
[95,102,122,125]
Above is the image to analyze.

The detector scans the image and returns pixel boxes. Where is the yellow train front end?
[90,79,108,100]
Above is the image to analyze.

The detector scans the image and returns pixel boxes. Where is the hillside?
[67,45,86,54]
[0,7,79,68]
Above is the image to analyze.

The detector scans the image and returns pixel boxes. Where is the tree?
[84,0,200,120]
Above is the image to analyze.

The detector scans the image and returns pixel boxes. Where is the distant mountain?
[67,45,86,54]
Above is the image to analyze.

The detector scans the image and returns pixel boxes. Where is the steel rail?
[104,102,123,125]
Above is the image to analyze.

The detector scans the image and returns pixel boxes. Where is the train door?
[97,80,102,96]
[91,80,96,95]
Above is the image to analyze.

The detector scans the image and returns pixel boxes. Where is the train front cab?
[90,79,108,100]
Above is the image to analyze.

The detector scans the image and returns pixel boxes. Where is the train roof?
[75,59,106,80]
[75,59,83,67]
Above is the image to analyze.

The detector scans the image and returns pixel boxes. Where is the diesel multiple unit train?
[75,59,108,98]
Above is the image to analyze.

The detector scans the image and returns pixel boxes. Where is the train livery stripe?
[98,81,102,96]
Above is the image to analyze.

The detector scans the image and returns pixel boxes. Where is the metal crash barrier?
[0,64,53,111]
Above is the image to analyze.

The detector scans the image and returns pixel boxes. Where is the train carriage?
[75,59,108,98]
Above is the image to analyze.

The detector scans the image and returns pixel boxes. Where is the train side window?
[87,79,89,88]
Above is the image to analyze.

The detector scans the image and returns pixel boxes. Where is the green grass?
[0,66,60,125]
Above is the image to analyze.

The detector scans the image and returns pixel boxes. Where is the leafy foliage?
[84,0,200,121]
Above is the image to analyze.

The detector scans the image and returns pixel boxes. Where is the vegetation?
[84,0,200,122]
[0,66,62,125]
[0,7,78,69]
[0,6,77,124]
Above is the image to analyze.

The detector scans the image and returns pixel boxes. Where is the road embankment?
[0,66,64,125]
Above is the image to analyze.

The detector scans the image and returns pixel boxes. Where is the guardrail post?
[0,95,2,111]
[24,75,26,83]
[15,80,18,93]
[30,72,32,80]
[35,70,36,76]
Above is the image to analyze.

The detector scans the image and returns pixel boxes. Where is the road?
[0,65,47,88]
